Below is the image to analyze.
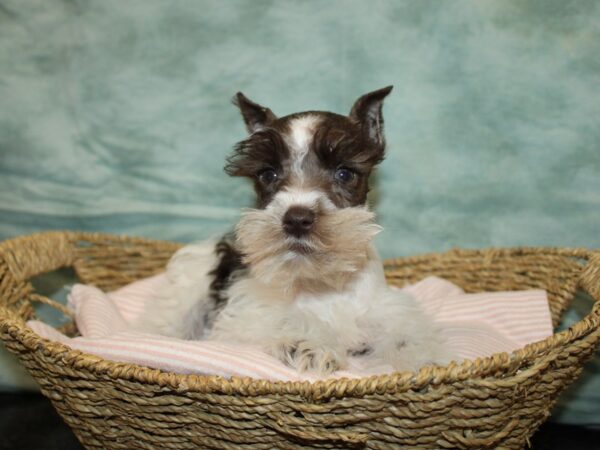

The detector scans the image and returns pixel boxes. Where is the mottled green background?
[0,0,599,423]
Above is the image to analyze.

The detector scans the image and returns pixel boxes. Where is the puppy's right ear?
[349,86,393,148]
[233,92,277,133]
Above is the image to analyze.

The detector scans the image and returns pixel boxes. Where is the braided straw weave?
[1,231,599,449]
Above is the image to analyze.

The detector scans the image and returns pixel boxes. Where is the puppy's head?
[225,87,393,292]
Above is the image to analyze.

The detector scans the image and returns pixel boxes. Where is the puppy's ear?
[233,92,277,133]
[349,86,393,147]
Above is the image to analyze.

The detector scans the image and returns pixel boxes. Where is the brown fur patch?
[225,111,385,208]
[224,129,291,208]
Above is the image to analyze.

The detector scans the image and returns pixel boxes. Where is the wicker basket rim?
[1,231,599,400]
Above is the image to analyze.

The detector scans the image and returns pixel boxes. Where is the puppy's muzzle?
[282,206,315,238]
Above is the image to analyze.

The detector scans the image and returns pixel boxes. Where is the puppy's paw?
[274,341,344,375]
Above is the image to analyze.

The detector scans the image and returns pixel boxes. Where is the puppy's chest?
[293,290,372,324]
[219,274,377,332]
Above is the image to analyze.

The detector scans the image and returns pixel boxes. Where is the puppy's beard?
[235,205,381,293]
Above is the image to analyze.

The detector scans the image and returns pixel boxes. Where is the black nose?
[282,206,315,238]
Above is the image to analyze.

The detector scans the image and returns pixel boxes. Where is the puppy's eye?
[257,168,278,185]
[334,167,355,183]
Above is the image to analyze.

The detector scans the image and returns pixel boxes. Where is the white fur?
[137,237,451,374]
[136,241,218,340]
[285,115,320,179]
[267,187,336,217]
[210,245,450,373]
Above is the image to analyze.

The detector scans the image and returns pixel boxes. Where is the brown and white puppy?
[137,87,451,374]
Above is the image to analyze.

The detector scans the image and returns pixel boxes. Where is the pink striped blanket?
[27,275,553,381]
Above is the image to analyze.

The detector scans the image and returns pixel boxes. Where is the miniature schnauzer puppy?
[137,86,451,374]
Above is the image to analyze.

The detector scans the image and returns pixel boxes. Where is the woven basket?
[1,231,599,449]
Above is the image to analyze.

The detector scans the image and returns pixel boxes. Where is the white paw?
[274,341,344,375]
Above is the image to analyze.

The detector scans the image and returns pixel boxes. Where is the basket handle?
[29,293,75,320]
[441,418,519,449]
[0,232,78,322]
[580,252,600,303]
[0,231,77,283]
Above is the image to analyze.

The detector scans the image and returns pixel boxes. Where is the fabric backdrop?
[0,0,599,425]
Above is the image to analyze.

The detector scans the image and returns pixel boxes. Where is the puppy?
[137,86,451,375]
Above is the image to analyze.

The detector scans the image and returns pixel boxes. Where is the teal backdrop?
[0,0,599,425]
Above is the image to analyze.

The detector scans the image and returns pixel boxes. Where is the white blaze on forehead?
[285,115,320,178]
[287,115,320,154]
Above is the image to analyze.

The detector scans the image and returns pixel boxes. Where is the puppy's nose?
[282,206,315,238]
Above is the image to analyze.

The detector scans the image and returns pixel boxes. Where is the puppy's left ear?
[234,92,277,133]
[349,86,393,147]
